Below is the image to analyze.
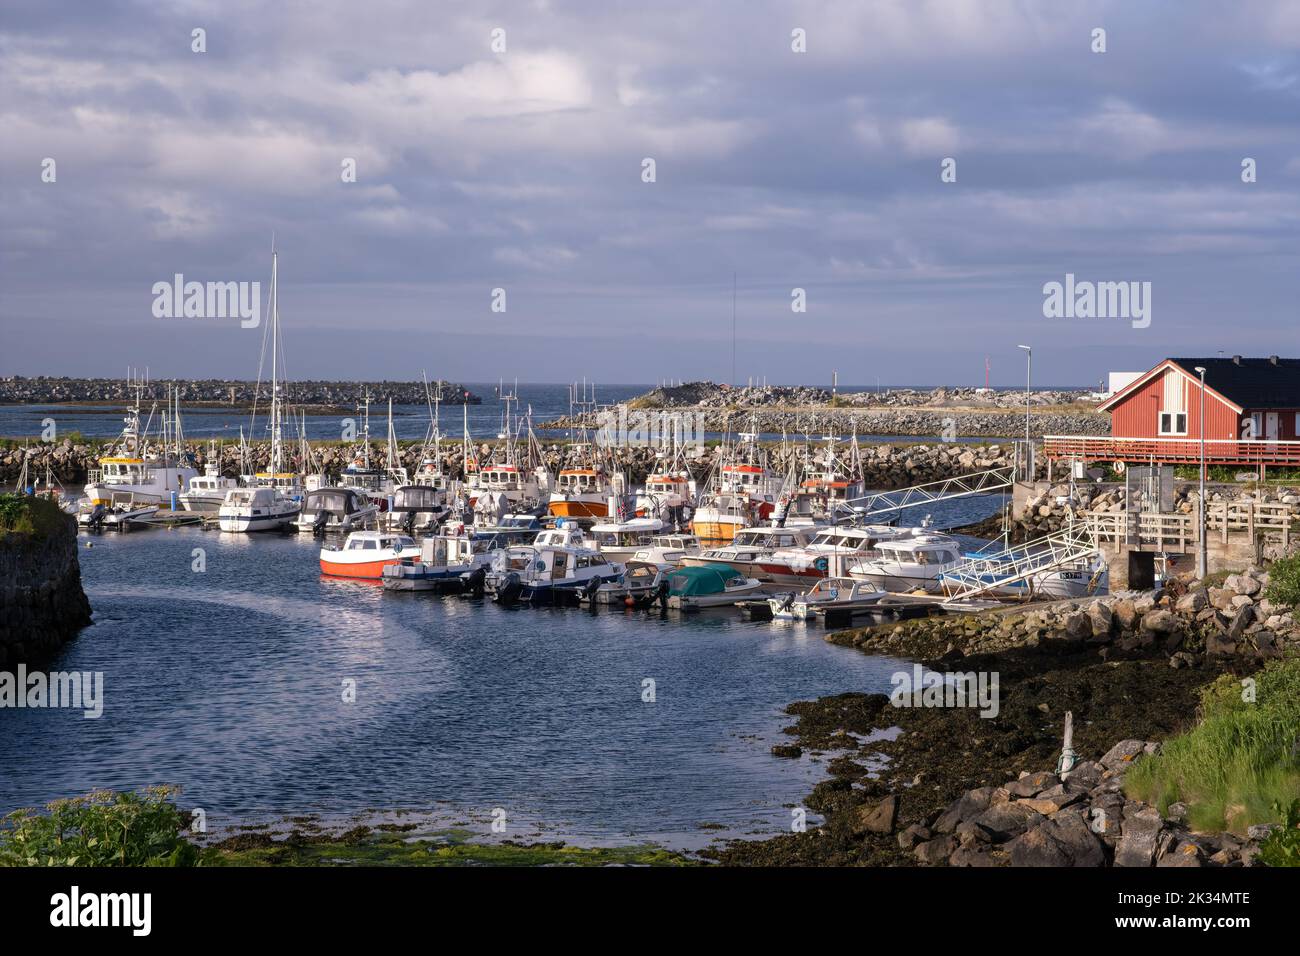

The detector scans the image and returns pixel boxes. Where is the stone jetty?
[0,376,481,408]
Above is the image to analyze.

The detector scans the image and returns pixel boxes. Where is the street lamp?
[1195,365,1207,578]
[1018,345,1032,478]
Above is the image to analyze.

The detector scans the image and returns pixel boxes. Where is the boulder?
[897,823,932,850]
[1005,770,1058,798]
[1114,805,1163,867]
[1100,739,1152,772]
[933,787,996,834]
[1087,601,1114,639]
[1006,826,1070,866]
[857,795,900,835]
[913,835,956,865]
[1175,591,1207,614]
[1140,610,1178,634]
[972,802,1044,842]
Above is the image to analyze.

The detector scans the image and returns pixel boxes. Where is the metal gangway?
[938,523,1103,605]
[835,467,1013,525]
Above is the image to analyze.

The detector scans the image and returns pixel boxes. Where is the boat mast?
[268,250,284,475]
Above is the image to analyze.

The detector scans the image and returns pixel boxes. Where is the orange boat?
[320,530,421,579]
[547,468,611,518]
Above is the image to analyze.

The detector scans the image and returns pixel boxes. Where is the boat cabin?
[556,469,605,493]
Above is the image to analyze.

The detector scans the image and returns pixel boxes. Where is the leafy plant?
[1264,553,1300,609]
[1257,799,1300,867]
[0,786,199,867]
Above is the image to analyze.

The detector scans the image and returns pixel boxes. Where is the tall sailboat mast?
[268,250,284,475]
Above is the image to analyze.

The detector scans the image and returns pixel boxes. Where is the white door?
[1266,413,1280,445]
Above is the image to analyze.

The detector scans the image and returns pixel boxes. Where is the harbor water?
[0,492,1002,849]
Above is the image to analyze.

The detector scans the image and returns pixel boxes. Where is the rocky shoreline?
[711,567,1298,867]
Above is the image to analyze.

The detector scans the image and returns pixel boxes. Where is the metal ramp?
[939,524,1102,605]
[836,467,1013,525]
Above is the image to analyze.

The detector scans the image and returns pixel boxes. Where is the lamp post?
[1017,345,1032,478]
[1195,365,1207,578]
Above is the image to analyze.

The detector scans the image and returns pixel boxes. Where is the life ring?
[124,436,139,454]
[1113,460,1126,474]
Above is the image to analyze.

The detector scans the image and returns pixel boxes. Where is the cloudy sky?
[2,0,1298,386]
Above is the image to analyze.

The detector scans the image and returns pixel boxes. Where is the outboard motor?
[463,565,487,598]
[655,577,670,611]
[87,503,107,532]
[778,592,796,612]
[582,574,602,603]
[312,509,329,538]
[496,571,523,605]
[400,510,416,534]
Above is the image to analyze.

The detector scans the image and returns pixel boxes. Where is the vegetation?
[0,787,200,867]
[1257,799,1300,867]
[202,826,693,866]
[1125,659,1300,837]
[0,493,68,538]
[1264,553,1300,608]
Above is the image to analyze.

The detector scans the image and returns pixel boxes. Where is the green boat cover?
[667,563,744,596]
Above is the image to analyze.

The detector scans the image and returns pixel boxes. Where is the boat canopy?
[303,488,366,513]
[667,563,745,596]
[391,485,442,510]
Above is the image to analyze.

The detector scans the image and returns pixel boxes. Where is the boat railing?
[940,524,1101,603]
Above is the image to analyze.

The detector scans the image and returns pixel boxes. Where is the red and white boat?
[320,530,421,579]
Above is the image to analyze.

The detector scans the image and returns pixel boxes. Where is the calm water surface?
[0,526,933,848]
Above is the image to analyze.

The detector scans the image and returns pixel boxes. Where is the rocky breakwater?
[0,376,481,407]
[0,496,92,667]
[555,381,1108,438]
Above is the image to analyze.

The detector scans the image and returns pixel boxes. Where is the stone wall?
[0,505,93,667]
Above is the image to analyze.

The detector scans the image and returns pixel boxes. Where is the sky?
[1,0,1298,387]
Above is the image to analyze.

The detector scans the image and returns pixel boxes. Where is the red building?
[1045,356,1300,471]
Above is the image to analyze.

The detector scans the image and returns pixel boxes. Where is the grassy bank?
[1124,658,1300,833]
[0,493,68,538]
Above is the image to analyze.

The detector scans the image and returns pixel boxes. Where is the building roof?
[1169,358,1300,409]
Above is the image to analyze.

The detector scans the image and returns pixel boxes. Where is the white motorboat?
[382,484,449,533]
[678,526,817,581]
[665,563,764,610]
[763,524,924,587]
[217,486,299,532]
[179,453,239,513]
[294,487,379,534]
[629,533,702,567]
[847,534,964,593]
[485,543,623,603]
[382,533,502,591]
[766,577,888,621]
[76,496,159,531]
[587,516,666,562]
[578,561,671,606]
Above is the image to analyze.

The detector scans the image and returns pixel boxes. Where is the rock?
[1227,605,1255,639]
[897,823,931,850]
[948,845,1002,867]
[1165,802,1188,824]
[913,835,956,865]
[1006,826,1071,866]
[1205,632,1238,658]
[1175,591,1208,613]
[1100,739,1152,772]
[1112,599,1138,629]
[1247,823,1281,842]
[933,787,996,834]
[1114,805,1163,867]
[1141,610,1178,634]
[1087,601,1114,639]
[771,744,802,758]
[857,795,899,835]
[1039,810,1107,866]
[1157,839,1205,867]
[1226,574,1261,597]
[1005,770,1058,798]
[972,802,1045,842]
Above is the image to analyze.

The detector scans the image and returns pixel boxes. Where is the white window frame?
[1158,410,1188,436]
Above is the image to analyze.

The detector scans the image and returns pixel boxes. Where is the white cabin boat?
[485,543,623,603]
[767,577,887,621]
[320,530,421,579]
[847,534,964,593]
[679,526,817,581]
[587,516,666,561]
[293,487,379,534]
[217,486,299,532]
[179,462,239,512]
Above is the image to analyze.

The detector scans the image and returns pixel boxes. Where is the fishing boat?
[665,563,764,610]
[320,530,421,579]
[382,484,449,533]
[179,445,238,512]
[82,376,197,507]
[798,433,866,512]
[847,534,964,593]
[678,526,818,581]
[690,425,780,540]
[484,543,623,603]
[218,249,301,532]
[293,487,379,535]
[766,577,888,621]
[629,533,701,567]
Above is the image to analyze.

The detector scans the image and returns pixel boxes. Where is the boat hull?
[548,498,609,519]
[217,508,299,533]
[320,554,414,579]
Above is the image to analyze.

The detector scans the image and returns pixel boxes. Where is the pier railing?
[837,467,1013,525]
[1044,435,1300,468]
[1085,501,1295,551]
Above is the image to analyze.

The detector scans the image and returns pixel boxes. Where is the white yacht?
[847,534,964,593]
[217,249,301,533]
[763,524,922,587]
[179,449,239,512]
[588,516,666,562]
[767,577,888,621]
[678,526,817,581]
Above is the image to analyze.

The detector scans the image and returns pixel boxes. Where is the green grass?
[1125,659,1300,836]
[1264,554,1300,609]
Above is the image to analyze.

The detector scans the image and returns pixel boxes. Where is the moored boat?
[320,530,421,579]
